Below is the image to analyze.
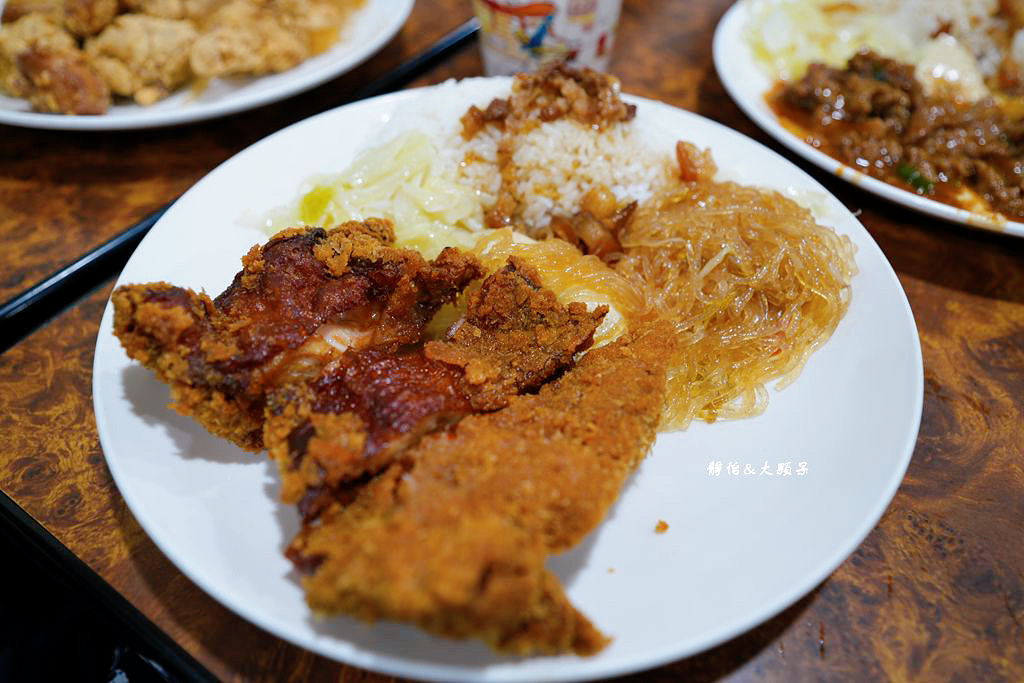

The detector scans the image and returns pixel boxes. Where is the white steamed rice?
[365,78,676,238]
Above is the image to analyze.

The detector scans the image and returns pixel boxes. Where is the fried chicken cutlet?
[112,219,483,450]
[264,257,608,520]
[286,322,674,655]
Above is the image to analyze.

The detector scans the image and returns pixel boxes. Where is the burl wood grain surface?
[1,0,1023,681]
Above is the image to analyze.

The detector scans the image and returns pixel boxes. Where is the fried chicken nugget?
[0,13,110,113]
[85,14,197,105]
[425,256,608,410]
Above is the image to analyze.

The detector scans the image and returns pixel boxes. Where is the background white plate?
[0,0,411,130]
[713,0,1024,238]
[92,80,924,682]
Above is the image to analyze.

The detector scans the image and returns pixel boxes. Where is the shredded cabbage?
[745,0,1003,92]
[745,0,916,81]
[267,131,485,257]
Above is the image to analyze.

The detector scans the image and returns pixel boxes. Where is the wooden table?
[2,1,1022,680]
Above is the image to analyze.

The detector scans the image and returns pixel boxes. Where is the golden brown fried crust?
[85,14,197,105]
[112,221,483,451]
[111,282,264,445]
[17,46,111,113]
[0,14,111,113]
[1,0,63,24]
[426,256,607,410]
[64,0,118,37]
[188,0,350,78]
[264,258,607,519]
[288,322,673,655]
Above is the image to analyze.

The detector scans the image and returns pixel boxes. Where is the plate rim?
[92,82,925,682]
[0,0,412,131]
[712,0,1024,239]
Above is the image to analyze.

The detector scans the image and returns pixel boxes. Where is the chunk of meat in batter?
[112,220,483,450]
[0,13,110,113]
[265,348,474,519]
[16,45,110,113]
[188,0,347,78]
[64,0,118,37]
[120,0,224,22]
[287,322,673,655]
[1,0,64,24]
[85,15,197,105]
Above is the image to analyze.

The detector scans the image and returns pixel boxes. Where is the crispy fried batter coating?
[120,0,223,22]
[264,259,606,520]
[16,45,110,113]
[189,0,303,77]
[1,0,118,34]
[64,0,119,37]
[287,322,673,655]
[3,0,363,111]
[0,14,76,91]
[0,13,110,113]
[188,0,351,78]
[85,14,197,105]
[112,220,483,450]
[113,219,672,655]
[1,0,64,24]
[426,256,607,411]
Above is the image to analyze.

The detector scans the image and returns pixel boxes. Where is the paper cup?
[472,0,622,76]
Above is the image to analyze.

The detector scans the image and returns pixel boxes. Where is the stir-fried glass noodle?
[615,175,857,428]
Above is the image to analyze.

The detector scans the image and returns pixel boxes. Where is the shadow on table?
[612,588,818,682]
[121,365,252,464]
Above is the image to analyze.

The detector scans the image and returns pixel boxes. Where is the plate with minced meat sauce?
[715,0,1024,238]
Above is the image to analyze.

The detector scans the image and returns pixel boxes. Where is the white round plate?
[713,0,1024,238]
[0,0,411,130]
[92,78,923,682]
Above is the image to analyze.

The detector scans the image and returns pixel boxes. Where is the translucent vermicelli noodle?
[615,177,857,428]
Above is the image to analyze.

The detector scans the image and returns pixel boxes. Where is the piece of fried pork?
[111,219,482,450]
[264,257,607,520]
[286,322,673,655]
